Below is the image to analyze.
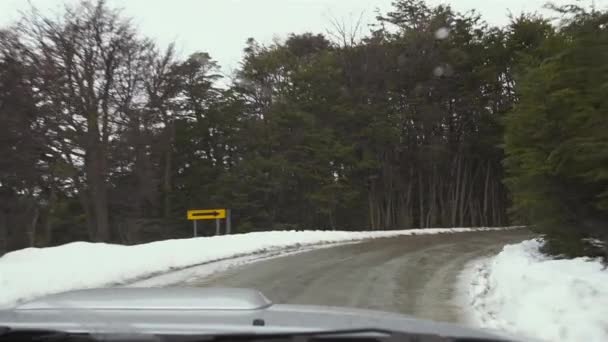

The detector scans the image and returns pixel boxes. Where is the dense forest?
[0,0,606,258]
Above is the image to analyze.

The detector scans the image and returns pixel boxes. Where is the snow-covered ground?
[0,227,510,309]
[460,239,608,342]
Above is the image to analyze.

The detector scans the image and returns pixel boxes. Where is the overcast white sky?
[0,0,604,73]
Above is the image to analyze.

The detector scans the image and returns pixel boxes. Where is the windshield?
[0,1,607,342]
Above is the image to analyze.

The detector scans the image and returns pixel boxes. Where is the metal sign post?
[226,209,231,234]
[187,209,230,237]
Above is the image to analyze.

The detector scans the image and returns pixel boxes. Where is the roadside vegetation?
[0,0,606,259]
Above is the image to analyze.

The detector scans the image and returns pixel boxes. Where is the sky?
[0,0,605,74]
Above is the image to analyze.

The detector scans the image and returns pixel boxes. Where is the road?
[187,229,534,324]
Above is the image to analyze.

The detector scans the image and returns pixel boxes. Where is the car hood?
[0,287,517,340]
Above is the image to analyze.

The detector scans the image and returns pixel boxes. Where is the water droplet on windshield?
[433,66,444,77]
[435,27,450,40]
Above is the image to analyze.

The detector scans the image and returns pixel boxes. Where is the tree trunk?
[427,165,438,227]
[458,161,468,227]
[368,181,376,230]
[418,171,425,228]
[385,173,394,229]
[92,181,110,242]
[483,162,491,227]
[42,211,53,246]
[28,205,39,247]
[451,155,462,226]
[87,145,110,242]
[79,191,96,241]
[491,181,499,225]
[0,208,6,255]
[163,120,174,219]
[398,171,414,228]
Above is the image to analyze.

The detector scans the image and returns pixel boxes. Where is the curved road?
[188,229,533,324]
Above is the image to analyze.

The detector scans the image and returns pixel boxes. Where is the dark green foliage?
[504,8,608,258]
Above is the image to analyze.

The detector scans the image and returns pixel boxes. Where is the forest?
[0,0,606,258]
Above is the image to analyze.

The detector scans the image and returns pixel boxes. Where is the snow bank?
[0,227,509,308]
[462,239,608,342]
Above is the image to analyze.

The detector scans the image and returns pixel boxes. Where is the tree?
[12,0,156,241]
[504,7,608,258]
[0,31,48,250]
[144,44,181,220]
[5,0,596,252]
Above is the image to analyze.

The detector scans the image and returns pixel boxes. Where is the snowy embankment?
[461,239,608,342]
[0,227,510,309]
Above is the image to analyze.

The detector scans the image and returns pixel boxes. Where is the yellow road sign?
[187,209,226,220]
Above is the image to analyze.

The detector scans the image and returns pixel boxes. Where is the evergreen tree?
[504,7,608,258]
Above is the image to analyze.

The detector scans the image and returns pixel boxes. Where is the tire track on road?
[187,229,535,324]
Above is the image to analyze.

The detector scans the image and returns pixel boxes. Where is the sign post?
[187,209,228,237]
[226,209,231,234]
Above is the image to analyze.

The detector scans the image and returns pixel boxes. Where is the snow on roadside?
[460,239,608,342]
[0,227,511,308]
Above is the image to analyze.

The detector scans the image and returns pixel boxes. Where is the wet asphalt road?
[188,229,534,324]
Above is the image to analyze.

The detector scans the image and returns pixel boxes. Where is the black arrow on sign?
[193,211,220,217]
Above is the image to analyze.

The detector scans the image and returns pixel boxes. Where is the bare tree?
[144,44,181,219]
[326,11,366,47]
[14,0,154,241]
